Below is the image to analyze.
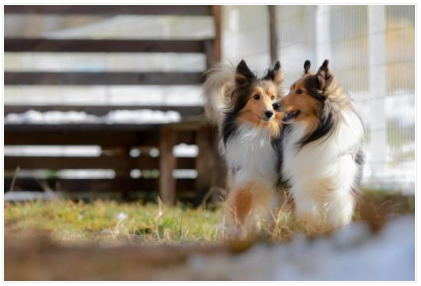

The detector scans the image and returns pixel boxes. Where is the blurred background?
[4,5,415,203]
[3,5,415,281]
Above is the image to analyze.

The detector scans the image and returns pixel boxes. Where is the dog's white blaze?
[222,123,278,191]
[283,108,364,228]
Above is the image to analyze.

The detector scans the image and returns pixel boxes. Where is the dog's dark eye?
[253,94,260,100]
[296,89,304,95]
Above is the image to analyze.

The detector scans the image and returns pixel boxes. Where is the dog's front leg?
[225,187,254,237]
[224,182,275,239]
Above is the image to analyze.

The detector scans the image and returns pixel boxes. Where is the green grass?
[4,190,414,245]
[4,200,223,244]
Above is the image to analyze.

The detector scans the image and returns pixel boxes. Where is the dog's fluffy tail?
[203,63,236,126]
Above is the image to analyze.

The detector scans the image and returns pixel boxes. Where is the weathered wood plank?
[268,5,278,64]
[4,72,204,85]
[211,6,222,63]
[4,39,207,53]
[159,127,177,205]
[194,126,215,206]
[4,156,196,170]
[5,128,196,146]
[4,105,204,117]
[4,178,194,193]
[4,5,212,16]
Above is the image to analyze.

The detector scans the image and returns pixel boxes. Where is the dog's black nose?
[264,110,274,118]
[273,102,281,111]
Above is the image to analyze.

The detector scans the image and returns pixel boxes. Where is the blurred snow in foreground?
[4,110,181,124]
[189,216,415,281]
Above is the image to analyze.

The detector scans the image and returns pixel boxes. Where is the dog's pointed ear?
[303,60,311,75]
[265,60,284,85]
[236,60,256,86]
[316,59,333,90]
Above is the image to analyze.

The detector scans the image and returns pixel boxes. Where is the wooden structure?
[4,5,222,205]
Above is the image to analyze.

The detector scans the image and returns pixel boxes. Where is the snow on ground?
[188,216,415,281]
[4,109,181,124]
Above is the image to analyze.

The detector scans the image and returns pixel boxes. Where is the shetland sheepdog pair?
[203,59,364,236]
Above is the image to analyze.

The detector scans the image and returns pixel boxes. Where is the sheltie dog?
[203,60,284,236]
[275,59,364,231]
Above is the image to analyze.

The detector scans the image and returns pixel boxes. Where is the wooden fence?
[4,5,224,205]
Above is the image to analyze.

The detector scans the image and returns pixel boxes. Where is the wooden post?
[268,5,278,65]
[194,126,215,206]
[211,5,222,62]
[159,126,177,205]
[107,146,132,199]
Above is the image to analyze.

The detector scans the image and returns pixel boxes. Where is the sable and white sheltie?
[203,60,284,236]
[275,60,364,231]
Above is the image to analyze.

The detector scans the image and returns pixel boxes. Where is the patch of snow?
[56,170,116,179]
[149,148,160,157]
[173,144,198,157]
[5,110,99,124]
[188,216,415,281]
[103,110,180,124]
[173,170,197,179]
[4,146,101,157]
[4,109,182,125]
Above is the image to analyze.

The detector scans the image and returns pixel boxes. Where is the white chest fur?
[282,109,364,228]
[222,123,278,187]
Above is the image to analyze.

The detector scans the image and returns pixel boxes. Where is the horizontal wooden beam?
[5,156,196,170]
[4,39,209,53]
[4,72,204,85]
[5,128,196,146]
[4,178,194,193]
[4,105,204,117]
[4,5,212,16]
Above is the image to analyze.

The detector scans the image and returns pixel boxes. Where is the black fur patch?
[353,149,365,187]
[297,101,336,148]
[273,126,291,189]
[222,85,255,145]
[236,60,256,86]
[264,61,281,81]
[222,113,240,145]
[296,75,336,148]
[303,60,311,75]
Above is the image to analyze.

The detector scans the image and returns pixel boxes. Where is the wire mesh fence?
[274,5,415,193]
[223,5,415,193]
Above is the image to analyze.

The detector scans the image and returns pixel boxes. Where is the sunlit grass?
[4,199,223,244]
[4,190,414,245]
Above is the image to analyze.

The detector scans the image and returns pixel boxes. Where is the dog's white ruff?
[282,107,364,228]
[222,122,278,191]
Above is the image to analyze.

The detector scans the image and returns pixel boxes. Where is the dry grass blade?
[9,166,20,192]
